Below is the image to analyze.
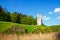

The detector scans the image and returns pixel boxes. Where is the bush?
[25,29,29,33]
[50,26,60,32]
[42,27,52,33]
[4,29,12,34]
[32,28,41,34]
[16,26,25,34]
[2,24,25,34]
[11,25,25,34]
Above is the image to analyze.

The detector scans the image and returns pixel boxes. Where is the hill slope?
[0,21,60,34]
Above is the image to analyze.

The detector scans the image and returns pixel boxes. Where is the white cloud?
[54,7,60,13]
[43,16,50,20]
[56,16,60,20]
[48,11,53,14]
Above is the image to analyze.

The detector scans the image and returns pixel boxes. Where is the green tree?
[21,17,28,24]
[16,13,27,24]
[21,15,36,25]
[34,18,37,25]
[0,5,37,25]
[28,16,35,25]
[10,12,18,22]
[0,6,11,21]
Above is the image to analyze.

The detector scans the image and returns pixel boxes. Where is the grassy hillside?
[0,21,15,32]
[0,21,60,34]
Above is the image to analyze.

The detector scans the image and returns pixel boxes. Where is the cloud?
[56,16,60,20]
[48,11,53,14]
[43,16,50,20]
[54,7,60,13]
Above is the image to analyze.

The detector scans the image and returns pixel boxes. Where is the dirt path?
[0,32,60,40]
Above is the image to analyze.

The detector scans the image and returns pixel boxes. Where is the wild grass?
[0,21,60,34]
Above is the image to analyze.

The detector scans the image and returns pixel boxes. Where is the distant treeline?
[0,5,37,25]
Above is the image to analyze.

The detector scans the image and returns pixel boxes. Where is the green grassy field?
[0,21,60,34]
[0,21,14,32]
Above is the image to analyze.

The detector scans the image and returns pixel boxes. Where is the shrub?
[10,25,25,34]
[50,26,60,32]
[32,28,41,34]
[25,29,29,33]
[16,26,25,34]
[2,24,25,34]
[42,27,52,33]
[5,29,12,34]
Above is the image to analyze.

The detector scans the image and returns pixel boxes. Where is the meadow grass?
[0,21,60,34]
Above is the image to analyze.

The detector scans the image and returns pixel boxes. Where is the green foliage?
[0,21,13,33]
[0,6,11,21]
[21,17,27,24]
[4,29,12,34]
[42,27,52,33]
[1,5,60,34]
[10,12,18,22]
[21,16,36,25]
[24,25,34,33]
[50,25,60,32]
[15,25,25,34]
[0,5,37,25]
[34,18,37,25]
[27,16,35,25]
[0,21,60,34]
[32,28,41,34]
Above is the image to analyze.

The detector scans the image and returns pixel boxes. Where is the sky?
[0,0,60,26]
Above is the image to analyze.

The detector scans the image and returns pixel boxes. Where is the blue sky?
[0,0,60,26]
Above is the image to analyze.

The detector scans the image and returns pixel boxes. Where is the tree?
[27,16,35,25]
[34,18,37,25]
[10,12,18,22]
[0,5,11,21]
[17,13,27,23]
[21,17,28,24]
[0,5,37,25]
[21,15,36,25]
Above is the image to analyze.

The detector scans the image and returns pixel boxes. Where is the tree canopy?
[0,5,37,25]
